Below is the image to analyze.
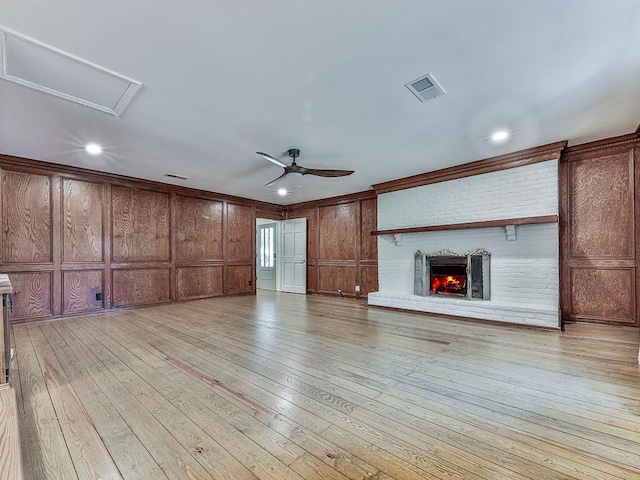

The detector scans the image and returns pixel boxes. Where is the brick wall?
[370,159,560,328]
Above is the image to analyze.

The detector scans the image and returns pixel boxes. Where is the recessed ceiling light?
[491,130,510,142]
[85,143,102,155]
[277,188,287,196]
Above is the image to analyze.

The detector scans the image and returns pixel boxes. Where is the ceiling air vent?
[164,173,189,180]
[405,73,445,103]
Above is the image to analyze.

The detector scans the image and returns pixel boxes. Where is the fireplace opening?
[414,249,490,300]
[430,257,467,296]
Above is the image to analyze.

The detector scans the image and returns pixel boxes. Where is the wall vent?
[405,73,445,103]
[0,25,142,116]
[164,173,189,180]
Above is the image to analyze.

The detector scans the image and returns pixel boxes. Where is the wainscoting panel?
[227,204,253,261]
[112,268,171,307]
[227,265,253,294]
[569,152,633,259]
[175,195,223,261]
[62,270,104,313]
[1,170,52,264]
[361,198,378,261]
[62,179,103,263]
[176,266,224,300]
[8,271,52,320]
[112,186,170,262]
[361,265,379,296]
[318,266,358,295]
[570,267,634,323]
[319,203,357,261]
[561,136,640,326]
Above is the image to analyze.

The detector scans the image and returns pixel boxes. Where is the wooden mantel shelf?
[371,215,558,236]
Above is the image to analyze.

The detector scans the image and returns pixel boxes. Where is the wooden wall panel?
[561,140,640,326]
[175,196,223,261]
[570,267,634,323]
[288,208,317,262]
[112,187,170,262]
[111,268,171,307]
[2,171,51,263]
[361,198,377,261]
[177,266,223,300]
[361,266,378,296]
[287,195,377,297]
[8,272,52,319]
[319,204,356,261]
[62,179,103,262]
[318,266,357,294]
[570,153,633,258]
[62,270,103,313]
[228,265,252,294]
[307,265,318,293]
[227,204,253,260]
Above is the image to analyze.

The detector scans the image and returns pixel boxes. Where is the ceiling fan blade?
[265,172,287,187]
[298,167,354,178]
[256,152,287,168]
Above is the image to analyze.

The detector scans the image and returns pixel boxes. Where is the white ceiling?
[1,1,639,205]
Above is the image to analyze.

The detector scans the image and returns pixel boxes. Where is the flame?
[431,274,465,294]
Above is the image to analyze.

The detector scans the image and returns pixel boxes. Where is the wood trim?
[372,215,558,236]
[371,141,567,194]
[255,209,284,221]
[563,132,640,157]
[0,153,282,210]
[284,189,376,211]
[103,183,112,310]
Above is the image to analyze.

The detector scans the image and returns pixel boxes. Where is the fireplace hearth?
[415,248,490,300]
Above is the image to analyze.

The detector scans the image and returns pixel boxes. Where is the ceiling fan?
[257,149,354,187]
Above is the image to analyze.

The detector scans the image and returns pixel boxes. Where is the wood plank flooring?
[11,291,640,479]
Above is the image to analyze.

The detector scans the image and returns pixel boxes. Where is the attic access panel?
[0,26,141,116]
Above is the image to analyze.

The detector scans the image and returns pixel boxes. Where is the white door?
[257,223,276,290]
[281,218,307,294]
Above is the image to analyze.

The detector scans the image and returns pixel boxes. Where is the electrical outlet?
[355,285,361,293]
[95,292,103,301]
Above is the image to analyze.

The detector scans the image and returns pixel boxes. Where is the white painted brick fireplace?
[368,159,560,328]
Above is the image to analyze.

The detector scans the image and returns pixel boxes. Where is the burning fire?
[431,274,466,294]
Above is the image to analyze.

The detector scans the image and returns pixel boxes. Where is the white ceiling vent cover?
[405,73,445,103]
[0,26,142,116]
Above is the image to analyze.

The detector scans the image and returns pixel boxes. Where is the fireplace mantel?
[371,214,558,236]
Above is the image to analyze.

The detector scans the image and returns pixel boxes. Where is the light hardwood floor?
[11,292,640,479]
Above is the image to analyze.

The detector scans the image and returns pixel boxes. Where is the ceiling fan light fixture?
[257,148,354,188]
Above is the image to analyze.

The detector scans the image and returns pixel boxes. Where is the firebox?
[414,248,490,300]
[430,256,467,296]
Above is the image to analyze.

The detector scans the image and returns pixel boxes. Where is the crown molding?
[562,132,640,157]
[371,140,567,195]
[0,153,282,210]
[284,188,376,211]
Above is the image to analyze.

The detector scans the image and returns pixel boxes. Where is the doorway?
[257,221,277,290]
[256,217,307,294]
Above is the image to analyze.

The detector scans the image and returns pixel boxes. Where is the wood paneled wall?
[0,156,280,324]
[285,191,378,298]
[560,134,640,326]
